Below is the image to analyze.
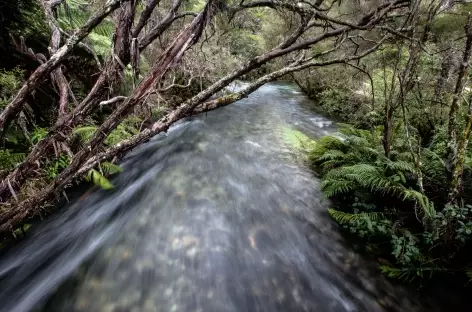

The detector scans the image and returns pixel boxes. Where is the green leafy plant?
[31,127,49,144]
[311,125,435,218]
[0,149,25,171]
[380,265,441,282]
[85,169,114,190]
[73,125,97,143]
[46,154,70,179]
[85,162,122,190]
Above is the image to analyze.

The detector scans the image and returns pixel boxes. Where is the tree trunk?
[449,94,472,202]
[383,105,394,158]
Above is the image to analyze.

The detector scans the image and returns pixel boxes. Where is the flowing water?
[0,83,441,312]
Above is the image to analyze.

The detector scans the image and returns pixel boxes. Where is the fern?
[57,0,115,58]
[31,127,48,144]
[402,189,436,218]
[380,265,441,281]
[0,150,25,170]
[328,208,385,224]
[73,125,98,143]
[85,169,114,190]
[321,179,357,197]
[99,162,122,175]
[383,159,415,173]
[46,154,70,179]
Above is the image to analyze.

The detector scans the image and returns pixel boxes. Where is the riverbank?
[294,81,472,307]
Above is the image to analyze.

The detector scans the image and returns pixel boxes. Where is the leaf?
[99,162,122,175]
[85,169,114,190]
[380,265,440,282]
[73,125,97,142]
[0,150,25,170]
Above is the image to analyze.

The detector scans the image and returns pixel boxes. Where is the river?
[0,83,443,311]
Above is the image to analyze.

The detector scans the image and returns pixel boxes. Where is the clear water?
[0,83,437,312]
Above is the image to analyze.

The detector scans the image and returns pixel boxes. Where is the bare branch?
[99,96,128,106]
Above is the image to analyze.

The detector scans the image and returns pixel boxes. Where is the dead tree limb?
[133,0,161,37]
[0,0,217,234]
[0,0,198,202]
[40,0,70,116]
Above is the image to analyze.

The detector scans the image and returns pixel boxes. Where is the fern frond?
[402,189,436,218]
[85,169,114,190]
[0,150,25,170]
[328,208,385,224]
[380,265,440,281]
[321,179,357,197]
[383,159,416,173]
[73,125,97,142]
[99,162,122,175]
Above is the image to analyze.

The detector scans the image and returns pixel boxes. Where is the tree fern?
[312,124,438,222]
[57,0,115,57]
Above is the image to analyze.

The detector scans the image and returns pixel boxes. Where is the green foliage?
[31,127,48,144]
[105,118,139,146]
[73,117,140,146]
[7,0,49,42]
[85,168,114,190]
[0,149,25,171]
[46,154,70,180]
[430,2,472,37]
[433,204,472,243]
[303,124,462,280]
[380,265,441,282]
[328,208,391,237]
[311,125,435,217]
[57,0,115,58]
[328,208,386,224]
[84,162,122,190]
[73,125,97,143]
[391,231,420,265]
[99,162,123,176]
[0,67,24,107]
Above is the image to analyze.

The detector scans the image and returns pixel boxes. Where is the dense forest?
[2,0,472,287]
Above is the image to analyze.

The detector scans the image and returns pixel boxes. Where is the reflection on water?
[0,83,437,311]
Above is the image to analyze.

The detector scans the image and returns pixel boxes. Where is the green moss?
[282,127,316,151]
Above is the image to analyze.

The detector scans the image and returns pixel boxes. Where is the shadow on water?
[0,83,456,312]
